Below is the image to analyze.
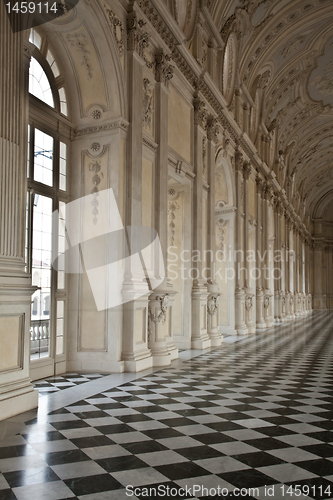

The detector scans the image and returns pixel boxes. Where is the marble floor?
[0,311,332,500]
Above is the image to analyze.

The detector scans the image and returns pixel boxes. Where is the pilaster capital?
[313,240,325,251]
[234,148,243,172]
[243,162,252,180]
[127,12,150,57]
[263,183,274,205]
[23,40,35,71]
[193,98,207,130]
[207,117,220,142]
[256,175,264,194]
[155,51,173,88]
[274,199,284,216]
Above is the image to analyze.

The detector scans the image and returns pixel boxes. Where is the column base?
[236,324,249,335]
[0,381,38,422]
[166,343,179,361]
[151,352,172,367]
[67,360,125,373]
[256,321,267,330]
[122,349,153,372]
[191,279,210,350]
[191,337,211,349]
[256,289,265,329]
[235,288,248,335]
[209,333,223,346]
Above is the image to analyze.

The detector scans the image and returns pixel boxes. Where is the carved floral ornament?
[66,31,93,80]
[147,294,169,341]
[245,294,253,311]
[88,160,104,225]
[127,12,150,58]
[207,294,219,316]
[207,117,220,142]
[194,99,207,129]
[168,201,180,246]
[104,7,124,56]
[155,52,174,88]
[243,162,252,180]
[143,78,154,127]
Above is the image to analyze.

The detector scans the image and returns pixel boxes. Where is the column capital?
[207,117,220,142]
[23,40,34,70]
[127,12,151,57]
[193,98,207,129]
[234,148,243,172]
[155,51,174,88]
[256,175,264,194]
[243,162,252,180]
[263,183,275,205]
[274,198,284,216]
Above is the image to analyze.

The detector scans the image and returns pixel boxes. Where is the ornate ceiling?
[163,0,333,223]
[208,0,333,222]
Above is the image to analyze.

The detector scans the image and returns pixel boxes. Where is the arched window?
[27,28,69,375]
[29,28,68,116]
[29,57,54,107]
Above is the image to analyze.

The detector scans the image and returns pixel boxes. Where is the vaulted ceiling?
[208,0,333,222]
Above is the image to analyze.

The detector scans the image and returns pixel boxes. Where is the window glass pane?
[46,49,60,78]
[56,300,65,355]
[34,129,53,186]
[59,142,67,191]
[59,87,68,116]
[30,195,52,360]
[58,201,66,289]
[29,57,54,108]
[29,29,42,50]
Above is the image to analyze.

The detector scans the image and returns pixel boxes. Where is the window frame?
[27,33,71,377]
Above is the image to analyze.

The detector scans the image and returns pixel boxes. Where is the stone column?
[234,89,242,127]
[288,222,296,320]
[243,103,250,136]
[326,245,333,310]
[284,215,291,319]
[262,184,274,327]
[122,12,152,371]
[305,239,311,313]
[147,51,178,366]
[0,12,38,420]
[300,234,306,315]
[313,242,325,309]
[295,230,301,317]
[274,200,284,323]
[234,148,248,334]
[191,98,210,349]
[243,163,255,333]
[206,118,222,346]
[255,176,265,328]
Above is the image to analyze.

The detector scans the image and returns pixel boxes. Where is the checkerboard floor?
[34,373,108,396]
[0,312,332,500]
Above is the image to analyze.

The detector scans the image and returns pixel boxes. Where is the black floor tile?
[64,474,122,495]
